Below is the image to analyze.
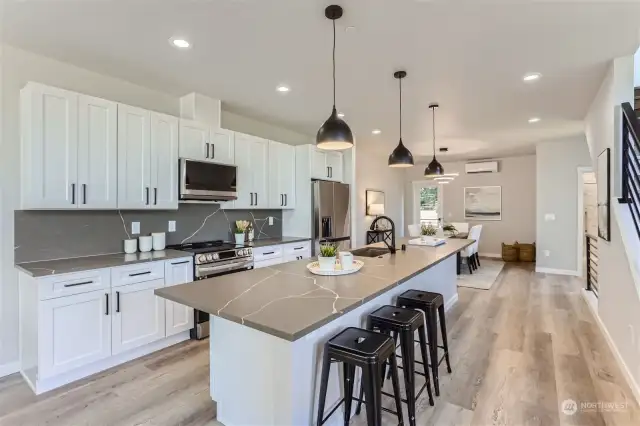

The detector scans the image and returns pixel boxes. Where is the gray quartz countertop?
[15,249,193,277]
[245,236,311,248]
[156,238,473,342]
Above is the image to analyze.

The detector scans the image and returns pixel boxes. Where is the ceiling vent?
[465,161,499,174]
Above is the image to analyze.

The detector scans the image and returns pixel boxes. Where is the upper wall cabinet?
[21,83,118,209]
[233,133,269,209]
[118,105,179,210]
[268,141,296,209]
[309,147,344,182]
[179,119,234,165]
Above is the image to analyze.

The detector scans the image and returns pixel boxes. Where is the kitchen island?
[156,238,473,426]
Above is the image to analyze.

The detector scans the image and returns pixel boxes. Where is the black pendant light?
[424,103,444,176]
[388,71,414,168]
[316,5,354,150]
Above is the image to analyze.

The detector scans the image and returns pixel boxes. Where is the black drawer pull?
[64,281,93,287]
[263,251,275,255]
[129,271,151,277]
[171,260,190,265]
[293,246,304,250]
[105,293,109,316]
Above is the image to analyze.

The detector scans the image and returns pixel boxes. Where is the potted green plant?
[420,223,437,239]
[443,223,457,237]
[318,243,338,271]
[234,220,250,245]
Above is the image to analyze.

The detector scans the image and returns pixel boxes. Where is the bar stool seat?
[396,290,452,397]
[316,327,404,426]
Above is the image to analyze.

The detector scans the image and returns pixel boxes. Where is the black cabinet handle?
[329,167,332,178]
[212,144,215,159]
[71,183,76,204]
[64,280,93,288]
[105,293,109,315]
[293,246,304,250]
[82,184,87,204]
[327,167,329,178]
[263,251,275,255]
[154,188,158,205]
[206,143,210,158]
[116,291,120,313]
[171,260,190,265]
[250,192,253,206]
[146,187,150,205]
[284,194,287,206]
[129,271,151,277]
[255,192,258,205]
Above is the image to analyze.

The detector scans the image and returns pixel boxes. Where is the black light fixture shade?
[388,70,414,168]
[317,5,354,150]
[424,102,444,176]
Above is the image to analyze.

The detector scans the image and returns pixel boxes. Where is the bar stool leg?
[388,352,405,426]
[362,363,383,426]
[425,308,440,396]
[438,305,452,373]
[316,347,332,426]
[399,330,417,426]
[343,363,356,426]
[417,325,435,406]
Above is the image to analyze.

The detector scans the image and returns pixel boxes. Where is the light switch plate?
[168,221,176,232]
[543,250,550,257]
[544,213,556,221]
[269,216,274,226]
[131,222,140,235]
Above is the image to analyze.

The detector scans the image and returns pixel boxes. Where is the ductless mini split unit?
[465,161,499,174]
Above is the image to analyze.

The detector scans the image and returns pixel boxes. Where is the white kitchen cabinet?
[111,279,166,355]
[268,141,296,209]
[150,112,179,209]
[164,258,194,337]
[117,104,151,209]
[326,152,344,182]
[21,83,79,209]
[309,147,344,182]
[179,119,234,165]
[233,133,269,209]
[39,289,111,378]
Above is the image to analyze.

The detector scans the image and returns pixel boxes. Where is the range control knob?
[240,249,247,256]
[197,254,207,263]
[206,253,214,261]
[212,253,219,260]
[246,248,252,256]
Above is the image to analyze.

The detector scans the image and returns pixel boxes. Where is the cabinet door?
[251,137,269,209]
[311,148,328,180]
[150,112,179,209]
[77,95,117,209]
[117,104,151,209]
[233,133,254,209]
[280,143,296,209]
[21,83,79,209]
[210,128,235,165]
[165,258,194,337]
[179,119,209,161]
[39,290,111,378]
[326,152,343,182]
[111,279,165,355]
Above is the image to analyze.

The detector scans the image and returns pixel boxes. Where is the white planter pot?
[235,233,245,245]
[318,256,336,272]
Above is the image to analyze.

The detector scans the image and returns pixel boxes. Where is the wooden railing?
[620,102,640,241]
[586,234,598,297]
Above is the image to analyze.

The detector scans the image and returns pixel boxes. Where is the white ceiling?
[4,0,640,161]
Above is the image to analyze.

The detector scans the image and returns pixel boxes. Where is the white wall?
[585,55,640,394]
[403,155,536,256]
[354,148,405,247]
[634,47,640,88]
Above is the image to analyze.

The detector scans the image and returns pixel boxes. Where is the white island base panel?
[210,255,458,426]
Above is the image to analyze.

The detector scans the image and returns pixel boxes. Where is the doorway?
[577,168,596,277]
[412,181,443,228]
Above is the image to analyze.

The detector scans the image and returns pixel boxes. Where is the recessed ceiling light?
[170,38,190,49]
[528,117,541,123]
[372,129,381,135]
[523,72,541,82]
[276,85,290,93]
[337,112,345,118]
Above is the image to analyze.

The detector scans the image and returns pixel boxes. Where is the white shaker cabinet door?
[233,133,254,209]
[117,104,152,209]
[21,83,79,209]
[310,148,328,180]
[150,112,179,210]
[279,142,296,209]
[38,289,111,378]
[179,119,210,162]
[111,279,166,355]
[326,151,343,182]
[164,258,194,337]
[77,94,118,209]
[210,128,235,165]
[251,137,269,209]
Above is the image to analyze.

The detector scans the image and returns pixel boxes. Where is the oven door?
[180,158,237,201]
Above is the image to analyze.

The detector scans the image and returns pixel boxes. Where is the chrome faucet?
[369,216,396,254]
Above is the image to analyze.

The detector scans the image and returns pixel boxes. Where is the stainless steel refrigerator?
[312,180,351,256]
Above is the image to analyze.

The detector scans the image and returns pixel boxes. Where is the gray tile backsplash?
[15,204,283,263]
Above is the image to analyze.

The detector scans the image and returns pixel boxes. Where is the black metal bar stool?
[316,327,404,426]
[356,305,434,426]
[396,290,452,396]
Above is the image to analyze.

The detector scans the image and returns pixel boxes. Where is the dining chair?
[461,225,482,273]
[451,222,469,234]
[408,224,421,237]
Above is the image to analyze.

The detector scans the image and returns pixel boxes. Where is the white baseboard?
[580,290,640,405]
[479,252,502,259]
[535,266,580,276]
[0,361,20,378]
[445,293,459,312]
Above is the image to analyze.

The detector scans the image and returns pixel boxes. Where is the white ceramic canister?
[138,236,153,253]
[124,239,137,254]
[152,232,166,251]
[338,251,354,270]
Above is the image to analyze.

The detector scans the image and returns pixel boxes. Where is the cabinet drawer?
[254,258,284,269]
[38,269,110,300]
[282,241,311,255]
[253,245,283,262]
[111,261,164,287]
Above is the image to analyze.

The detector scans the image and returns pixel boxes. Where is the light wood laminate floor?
[1,263,638,425]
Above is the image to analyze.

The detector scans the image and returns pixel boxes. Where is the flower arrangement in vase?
[421,223,437,237]
[234,220,250,245]
[318,243,338,271]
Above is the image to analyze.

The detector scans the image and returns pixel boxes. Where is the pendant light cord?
[332,19,336,109]
[432,106,436,158]
[399,77,402,139]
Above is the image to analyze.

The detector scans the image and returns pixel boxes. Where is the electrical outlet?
[131,222,140,235]
[544,213,556,221]
[269,216,274,226]
[543,250,550,257]
[168,221,176,232]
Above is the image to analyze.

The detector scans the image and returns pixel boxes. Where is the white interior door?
[150,112,179,209]
[412,181,443,228]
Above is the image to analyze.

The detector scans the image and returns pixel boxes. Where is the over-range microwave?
[179,158,238,202]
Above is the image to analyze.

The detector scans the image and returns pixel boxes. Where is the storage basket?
[502,243,519,262]
[517,243,536,262]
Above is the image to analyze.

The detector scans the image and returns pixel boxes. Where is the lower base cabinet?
[165,259,194,337]
[253,241,312,269]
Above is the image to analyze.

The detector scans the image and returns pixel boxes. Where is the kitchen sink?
[350,247,390,258]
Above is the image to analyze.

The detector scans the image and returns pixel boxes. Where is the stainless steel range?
[167,240,253,339]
